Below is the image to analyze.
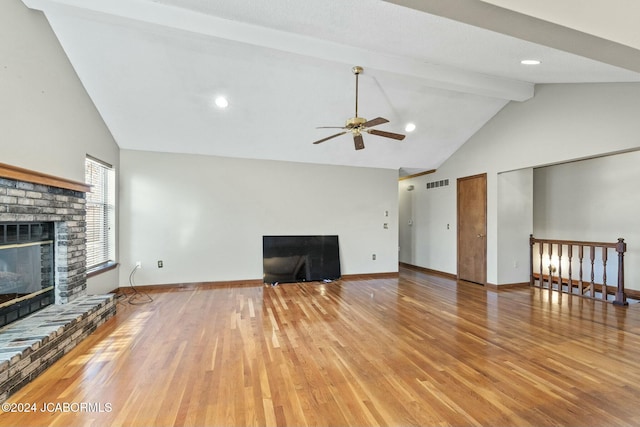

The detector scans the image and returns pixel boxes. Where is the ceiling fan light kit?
[312,66,406,150]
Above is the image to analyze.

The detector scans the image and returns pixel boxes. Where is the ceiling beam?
[22,0,534,101]
[384,0,640,74]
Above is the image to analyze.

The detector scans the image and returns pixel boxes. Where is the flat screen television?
[262,235,341,284]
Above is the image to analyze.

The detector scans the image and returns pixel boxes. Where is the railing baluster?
[602,247,608,301]
[558,244,563,293]
[548,243,554,291]
[578,245,584,295]
[590,246,595,298]
[529,235,535,288]
[567,245,573,295]
[538,240,544,288]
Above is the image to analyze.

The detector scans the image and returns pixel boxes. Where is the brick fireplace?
[0,163,116,403]
[0,179,86,312]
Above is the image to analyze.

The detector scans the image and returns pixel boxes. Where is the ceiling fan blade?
[316,126,347,129]
[313,131,347,144]
[353,133,365,150]
[367,129,406,140]
[362,117,389,128]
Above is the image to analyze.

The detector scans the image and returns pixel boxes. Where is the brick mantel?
[0,162,90,193]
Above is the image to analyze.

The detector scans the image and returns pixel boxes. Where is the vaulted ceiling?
[23,0,640,176]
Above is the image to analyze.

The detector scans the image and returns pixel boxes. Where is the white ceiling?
[23,0,640,176]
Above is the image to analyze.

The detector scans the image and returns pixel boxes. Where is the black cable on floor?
[124,264,153,305]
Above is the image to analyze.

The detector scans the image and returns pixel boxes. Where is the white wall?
[534,151,640,290]
[1,0,120,294]
[497,168,533,284]
[399,82,640,286]
[119,150,398,286]
[0,0,118,183]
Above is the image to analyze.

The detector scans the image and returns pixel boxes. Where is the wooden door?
[457,173,487,285]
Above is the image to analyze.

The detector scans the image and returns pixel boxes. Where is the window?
[85,156,116,271]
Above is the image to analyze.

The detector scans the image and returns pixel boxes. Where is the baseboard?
[109,269,640,300]
[626,289,640,300]
[113,278,264,293]
[341,272,400,280]
[112,272,406,293]
[400,263,530,291]
[399,262,457,280]
[485,282,530,291]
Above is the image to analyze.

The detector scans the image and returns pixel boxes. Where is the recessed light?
[214,96,229,109]
[405,123,416,132]
[521,59,541,65]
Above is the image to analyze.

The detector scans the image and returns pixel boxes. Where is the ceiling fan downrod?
[353,66,363,118]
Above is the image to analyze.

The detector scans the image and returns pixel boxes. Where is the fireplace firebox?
[0,222,55,327]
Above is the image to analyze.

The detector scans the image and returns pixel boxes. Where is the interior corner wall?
[399,82,640,285]
[118,150,398,286]
[1,0,120,294]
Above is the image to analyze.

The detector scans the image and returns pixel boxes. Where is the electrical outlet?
[136,261,141,268]
[158,260,163,268]
[372,254,376,260]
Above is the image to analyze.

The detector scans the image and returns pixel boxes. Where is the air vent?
[426,179,449,189]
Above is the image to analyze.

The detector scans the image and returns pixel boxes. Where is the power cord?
[118,264,153,305]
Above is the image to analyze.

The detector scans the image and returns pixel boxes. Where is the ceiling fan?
[312,66,406,150]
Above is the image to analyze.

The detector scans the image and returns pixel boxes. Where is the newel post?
[529,234,535,287]
[613,238,628,307]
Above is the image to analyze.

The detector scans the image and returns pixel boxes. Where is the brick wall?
[0,177,87,303]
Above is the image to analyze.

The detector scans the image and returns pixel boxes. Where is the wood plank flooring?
[3,267,640,426]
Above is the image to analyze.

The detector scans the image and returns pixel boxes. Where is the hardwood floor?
[3,267,640,426]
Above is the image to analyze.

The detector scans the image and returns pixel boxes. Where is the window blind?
[85,157,115,270]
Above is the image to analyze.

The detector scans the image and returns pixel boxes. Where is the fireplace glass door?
[0,222,55,327]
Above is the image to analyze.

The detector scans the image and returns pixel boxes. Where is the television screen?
[262,235,341,284]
